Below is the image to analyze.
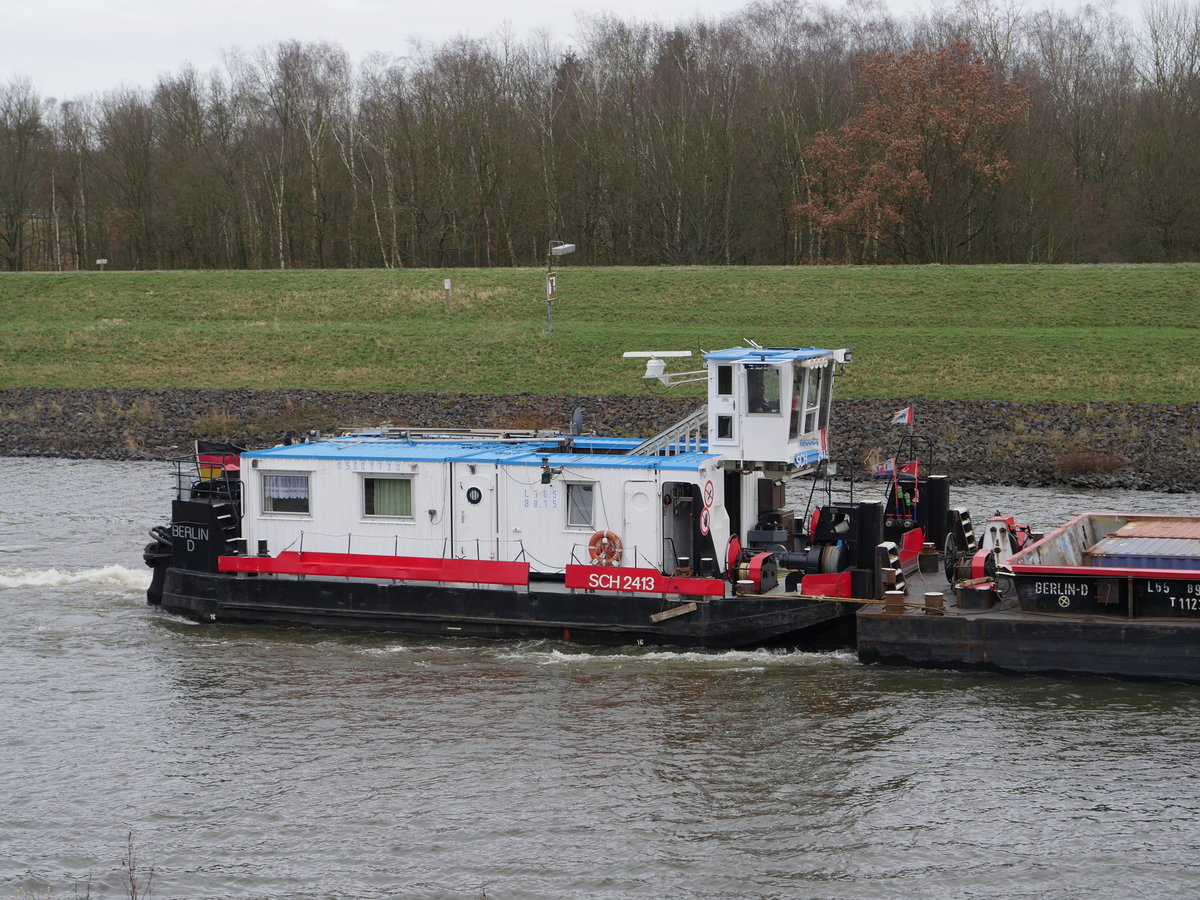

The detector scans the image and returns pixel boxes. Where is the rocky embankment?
[2,387,1198,492]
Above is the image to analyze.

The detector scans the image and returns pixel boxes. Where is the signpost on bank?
[546,241,575,333]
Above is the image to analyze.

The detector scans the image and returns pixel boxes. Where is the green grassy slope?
[2,265,1197,402]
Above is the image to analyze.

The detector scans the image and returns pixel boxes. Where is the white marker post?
[546,241,575,332]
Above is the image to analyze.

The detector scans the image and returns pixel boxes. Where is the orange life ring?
[588,530,623,565]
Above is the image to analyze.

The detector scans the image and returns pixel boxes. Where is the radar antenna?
[622,350,707,390]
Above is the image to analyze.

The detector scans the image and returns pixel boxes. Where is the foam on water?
[499,646,858,667]
[0,564,151,591]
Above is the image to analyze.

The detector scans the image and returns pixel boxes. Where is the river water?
[3,457,1200,899]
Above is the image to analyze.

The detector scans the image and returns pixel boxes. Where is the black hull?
[857,607,1200,683]
[159,567,854,649]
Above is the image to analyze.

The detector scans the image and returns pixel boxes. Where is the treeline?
[2,0,1199,269]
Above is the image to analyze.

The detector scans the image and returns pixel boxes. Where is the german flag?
[196,440,245,479]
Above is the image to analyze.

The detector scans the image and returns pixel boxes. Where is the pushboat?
[144,343,960,648]
[143,342,1200,681]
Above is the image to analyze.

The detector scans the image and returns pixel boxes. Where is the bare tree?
[0,79,48,270]
[94,88,158,268]
[3,2,1196,268]
[1128,0,1200,258]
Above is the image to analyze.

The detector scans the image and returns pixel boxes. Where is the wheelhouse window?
[746,364,781,414]
[566,483,594,528]
[262,473,310,515]
[804,364,823,432]
[363,476,413,518]
[791,360,832,438]
[716,364,733,396]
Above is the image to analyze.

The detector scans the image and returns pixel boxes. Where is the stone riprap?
[1,387,1197,492]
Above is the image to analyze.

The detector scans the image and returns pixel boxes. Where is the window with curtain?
[567,483,594,528]
[364,477,413,518]
[262,473,310,514]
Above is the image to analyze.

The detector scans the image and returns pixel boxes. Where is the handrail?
[629,405,708,456]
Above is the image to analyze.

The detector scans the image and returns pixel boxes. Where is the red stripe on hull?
[1008,563,1200,580]
[564,565,726,596]
[219,551,530,586]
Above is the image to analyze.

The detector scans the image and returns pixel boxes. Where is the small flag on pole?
[890,405,914,425]
[874,458,919,478]
[872,458,896,478]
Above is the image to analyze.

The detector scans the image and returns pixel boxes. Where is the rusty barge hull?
[856,607,1200,683]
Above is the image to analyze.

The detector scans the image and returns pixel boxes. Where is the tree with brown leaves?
[796,39,1027,263]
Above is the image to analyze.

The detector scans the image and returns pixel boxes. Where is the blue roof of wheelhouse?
[704,347,834,362]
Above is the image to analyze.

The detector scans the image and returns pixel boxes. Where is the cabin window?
[717,415,733,439]
[262,473,310,515]
[363,476,413,518]
[716,365,733,396]
[804,365,823,432]
[746,364,780,414]
[566,483,594,528]
[791,361,826,438]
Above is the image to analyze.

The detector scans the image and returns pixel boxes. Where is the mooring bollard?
[919,542,940,574]
[884,590,906,616]
[924,591,945,616]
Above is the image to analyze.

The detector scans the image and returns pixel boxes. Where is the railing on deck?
[168,453,244,531]
[629,406,708,456]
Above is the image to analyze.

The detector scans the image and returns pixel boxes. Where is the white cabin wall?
[500,465,656,572]
[707,498,731,572]
[242,457,453,558]
[240,455,728,576]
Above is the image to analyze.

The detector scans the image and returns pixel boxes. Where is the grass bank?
[2,265,1197,402]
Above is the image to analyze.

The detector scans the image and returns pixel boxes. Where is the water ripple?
[4,457,1200,897]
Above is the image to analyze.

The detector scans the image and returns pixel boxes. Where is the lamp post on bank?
[546,240,575,333]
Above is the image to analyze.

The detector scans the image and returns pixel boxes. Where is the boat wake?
[498,646,858,667]
[357,640,857,667]
[0,565,151,591]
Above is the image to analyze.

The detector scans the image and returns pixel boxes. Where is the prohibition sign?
[699,479,715,535]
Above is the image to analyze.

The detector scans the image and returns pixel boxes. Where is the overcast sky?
[5,0,1143,102]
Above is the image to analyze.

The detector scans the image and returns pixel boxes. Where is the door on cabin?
[622,482,660,570]
[453,463,499,559]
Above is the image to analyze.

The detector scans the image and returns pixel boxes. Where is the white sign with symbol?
[699,479,715,535]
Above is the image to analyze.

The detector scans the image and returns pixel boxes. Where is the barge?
[144,343,957,648]
[858,512,1200,682]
